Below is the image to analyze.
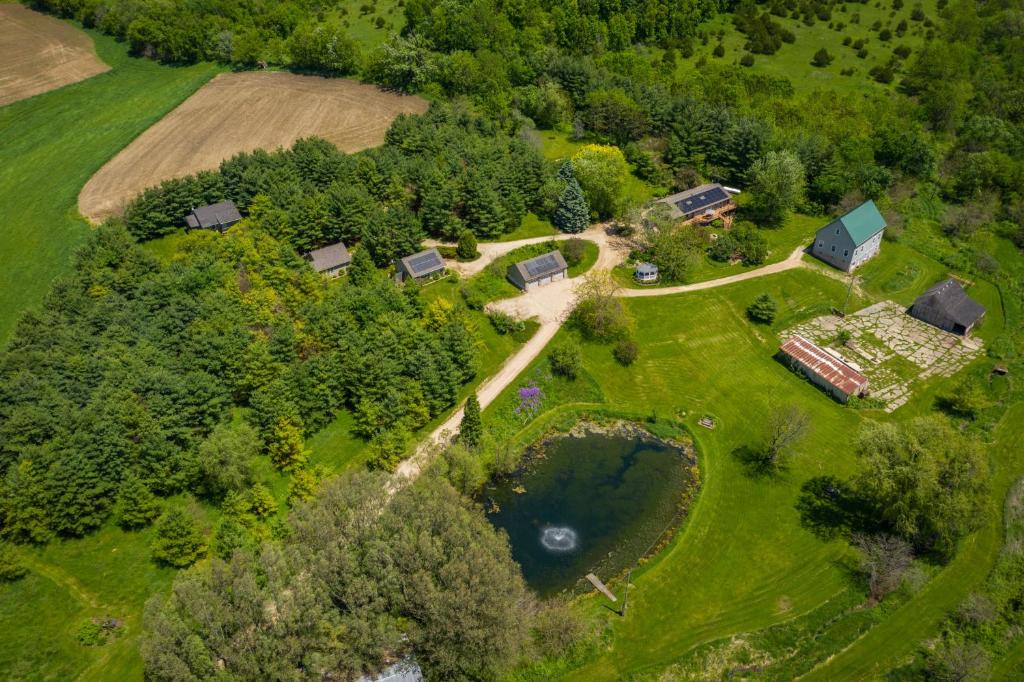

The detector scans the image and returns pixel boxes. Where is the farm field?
[0,4,109,107]
[0,28,219,342]
[78,72,428,222]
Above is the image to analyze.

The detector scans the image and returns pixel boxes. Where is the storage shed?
[507,250,568,291]
[395,248,447,283]
[184,200,242,233]
[909,279,986,336]
[779,335,869,403]
[634,262,659,283]
[305,241,351,277]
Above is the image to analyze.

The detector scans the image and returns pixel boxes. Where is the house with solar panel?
[507,250,568,291]
[778,335,869,403]
[909,278,986,336]
[810,200,886,272]
[395,248,447,283]
[656,183,737,225]
[184,200,242,233]
[305,241,351,277]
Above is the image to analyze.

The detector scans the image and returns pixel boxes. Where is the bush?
[713,44,725,57]
[746,293,777,324]
[487,310,524,335]
[151,509,206,568]
[460,284,486,310]
[0,542,27,582]
[740,53,755,67]
[811,48,834,67]
[560,238,587,267]
[549,342,582,380]
[456,230,479,260]
[613,338,639,366]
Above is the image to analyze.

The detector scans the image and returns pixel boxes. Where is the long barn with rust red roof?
[778,335,869,403]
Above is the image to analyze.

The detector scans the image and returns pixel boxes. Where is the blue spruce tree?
[553,177,590,234]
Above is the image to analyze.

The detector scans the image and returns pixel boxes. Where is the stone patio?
[782,301,983,412]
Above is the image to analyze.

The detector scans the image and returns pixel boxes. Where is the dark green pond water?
[485,425,694,596]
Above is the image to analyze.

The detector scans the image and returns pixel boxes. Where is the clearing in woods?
[0,4,109,107]
[78,71,429,222]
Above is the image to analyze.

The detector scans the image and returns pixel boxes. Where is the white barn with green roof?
[811,200,886,272]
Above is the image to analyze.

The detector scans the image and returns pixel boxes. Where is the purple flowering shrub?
[514,382,543,419]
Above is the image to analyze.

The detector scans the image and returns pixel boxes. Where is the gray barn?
[811,200,886,272]
[395,248,446,283]
[184,201,242,233]
[507,250,568,291]
[909,279,986,336]
[306,242,351,277]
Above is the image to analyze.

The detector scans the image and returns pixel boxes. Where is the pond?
[485,421,698,596]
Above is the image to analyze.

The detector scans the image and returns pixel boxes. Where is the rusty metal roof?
[779,335,868,396]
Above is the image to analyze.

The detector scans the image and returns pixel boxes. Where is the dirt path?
[393,232,808,482]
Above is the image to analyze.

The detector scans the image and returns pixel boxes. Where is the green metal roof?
[838,200,886,246]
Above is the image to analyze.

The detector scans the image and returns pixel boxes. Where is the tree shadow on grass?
[796,476,884,541]
[731,445,786,480]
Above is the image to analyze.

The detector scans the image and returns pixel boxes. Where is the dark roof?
[184,201,242,230]
[912,279,986,327]
[657,183,732,219]
[819,200,886,247]
[511,250,568,282]
[306,242,351,272]
[780,335,869,396]
[399,248,446,277]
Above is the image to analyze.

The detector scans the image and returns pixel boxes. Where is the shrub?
[713,44,725,57]
[613,338,639,366]
[893,44,912,59]
[879,28,892,41]
[460,284,486,310]
[811,48,834,67]
[857,47,869,58]
[746,293,778,324]
[487,311,524,335]
[549,342,582,380]
[560,237,587,267]
[0,542,27,582]
[456,230,479,260]
[740,53,755,67]
[151,509,206,568]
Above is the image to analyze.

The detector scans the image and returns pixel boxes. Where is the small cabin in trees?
[507,250,568,291]
[656,183,737,224]
[184,201,242,233]
[811,200,886,272]
[305,242,351,277]
[778,335,869,403]
[909,279,986,336]
[395,248,446,283]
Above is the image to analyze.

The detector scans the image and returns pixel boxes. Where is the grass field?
[78,71,427,222]
[0,4,109,107]
[462,240,600,303]
[0,29,220,342]
[684,0,941,97]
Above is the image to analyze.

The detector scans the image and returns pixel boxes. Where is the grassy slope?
[686,0,939,97]
[0,28,220,342]
[465,240,600,303]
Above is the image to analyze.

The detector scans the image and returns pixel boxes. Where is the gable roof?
[657,183,732,219]
[306,242,351,272]
[912,279,986,327]
[185,200,242,230]
[511,250,568,283]
[779,335,869,396]
[820,200,886,247]
[399,248,446,277]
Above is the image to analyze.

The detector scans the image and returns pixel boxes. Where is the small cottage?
[779,335,869,403]
[305,242,351,277]
[507,250,568,291]
[395,248,446,283]
[909,279,986,336]
[184,200,242,233]
[656,183,736,223]
[634,262,659,283]
[811,200,886,272]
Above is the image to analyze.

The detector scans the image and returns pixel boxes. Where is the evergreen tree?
[746,294,778,324]
[267,418,309,471]
[151,509,206,568]
[0,542,27,582]
[456,230,479,259]
[557,160,575,182]
[347,247,378,287]
[247,483,278,520]
[287,467,322,506]
[552,177,590,234]
[460,394,483,447]
[211,516,251,560]
[0,460,52,544]
[114,474,162,530]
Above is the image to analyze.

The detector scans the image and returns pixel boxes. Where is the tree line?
[0,222,478,544]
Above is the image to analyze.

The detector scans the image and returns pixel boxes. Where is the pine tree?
[347,247,377,287]
[246,483,278,520]
[287,467,322,506]
[557,160,575,182]
[552,178,590,234]
[456,230,478,260]
[460,394,483,447]
[267,418,309,471]
[212,516,250,560]
[0,460,52,544]
[114,474,162,530]
[151,509,206,568]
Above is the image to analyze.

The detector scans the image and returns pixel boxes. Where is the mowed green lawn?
[0,27,220,341]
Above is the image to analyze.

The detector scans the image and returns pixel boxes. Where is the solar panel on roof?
[408,251,442,273]
[525,254,559,278]
[674,186,729,215]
